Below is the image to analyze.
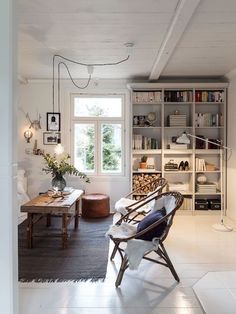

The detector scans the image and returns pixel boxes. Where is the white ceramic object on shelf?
[196,173,207,184]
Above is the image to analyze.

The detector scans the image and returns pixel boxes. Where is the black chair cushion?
[136,207,167,241]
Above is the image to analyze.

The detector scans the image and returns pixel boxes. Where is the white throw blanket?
[125,238,159,270]
[106,222,159,270]
[106,222,137,238]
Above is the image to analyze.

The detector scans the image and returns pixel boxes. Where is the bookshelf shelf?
[128,82,227,213]
[133,126,161,129]
[195,192,221,195]
[164,170,193,174]
[133,149,162,155]
[164,149,193,154]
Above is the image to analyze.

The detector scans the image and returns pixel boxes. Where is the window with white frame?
[71,95,125,176]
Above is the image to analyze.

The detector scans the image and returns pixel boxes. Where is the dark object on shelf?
[195,135,206,149]
[208,139,221,149]
[178,161,184,171]
[172,136,177,143]
[208,199,221,210]
[164,160,178,171]
[195,199,208,210]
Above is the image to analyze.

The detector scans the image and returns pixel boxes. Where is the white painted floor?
[19,214,236,314]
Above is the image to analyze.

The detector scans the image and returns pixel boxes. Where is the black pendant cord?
[54,53,130,67]
[53,53,129,106]
[53,53,130,141]
[58,61,92,90]
[58,62,61,114]
[51,55,57,123]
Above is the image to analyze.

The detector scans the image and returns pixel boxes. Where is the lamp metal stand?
[179,132,233,232]
[212,148,233,232]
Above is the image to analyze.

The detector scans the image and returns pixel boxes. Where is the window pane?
[74,97,122,117]
[74,124,95,173]
[101,123,122,173]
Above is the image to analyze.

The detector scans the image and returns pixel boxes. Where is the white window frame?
[70,94,125,177]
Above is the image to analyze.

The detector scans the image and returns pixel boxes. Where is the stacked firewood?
[132,173,161,196]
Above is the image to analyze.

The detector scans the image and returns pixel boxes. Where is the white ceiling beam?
[225,67,236,80]
[149,0,201,80]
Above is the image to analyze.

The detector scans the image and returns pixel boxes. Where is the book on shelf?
[133,91,162,103]
[133,134,158,150]
[164,90,193,102]
[179,197,192,210]
[195,158,206,171]
[195,113,222,127]
[195,90,224,102]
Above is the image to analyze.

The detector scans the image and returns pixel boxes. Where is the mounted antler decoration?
[26,113,42,130]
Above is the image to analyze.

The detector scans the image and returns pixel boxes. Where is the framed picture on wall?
[46,112,61,131]
[43,132,60,145]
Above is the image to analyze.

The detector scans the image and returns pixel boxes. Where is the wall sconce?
[24,129,33,143]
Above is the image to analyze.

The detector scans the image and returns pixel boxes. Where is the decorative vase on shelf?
[51,174,66,191]
[197,173,207,184]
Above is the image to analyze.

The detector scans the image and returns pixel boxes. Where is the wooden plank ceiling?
[17,0,236,80]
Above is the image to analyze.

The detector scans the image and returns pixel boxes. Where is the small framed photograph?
[46,112,61,131]
[138,115,147,126]
[43,132,60,145]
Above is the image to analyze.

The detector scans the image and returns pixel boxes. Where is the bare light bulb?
[54,137,64,155]
[55,143,64,155]
[87,65,94,75]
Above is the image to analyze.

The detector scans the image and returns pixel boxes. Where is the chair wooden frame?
[110,191,184,287]
[118,177,167,222]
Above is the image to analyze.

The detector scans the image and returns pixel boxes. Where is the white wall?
[0,0,18,313]
[18,79,131,209]
[227,77,236,221]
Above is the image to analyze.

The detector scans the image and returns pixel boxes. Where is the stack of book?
[197,182,217,193]
[133,91,162,103]
[195,90,224,102]
[195,113,221,127]
[168,143,188,149]
[164,90,193,102]
[168,114,186,126]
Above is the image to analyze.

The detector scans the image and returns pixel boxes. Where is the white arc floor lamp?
[176,132,233,232]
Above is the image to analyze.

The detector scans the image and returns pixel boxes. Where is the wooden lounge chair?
[108,191,184,287]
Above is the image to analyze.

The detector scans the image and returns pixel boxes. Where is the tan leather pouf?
[82,193,110,218]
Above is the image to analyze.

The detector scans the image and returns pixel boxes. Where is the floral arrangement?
[42,153,90,183]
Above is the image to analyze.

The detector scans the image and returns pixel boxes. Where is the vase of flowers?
[42,153,90,190]
[51,173,67,191]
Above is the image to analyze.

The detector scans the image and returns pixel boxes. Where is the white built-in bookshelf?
[128,82,228,213]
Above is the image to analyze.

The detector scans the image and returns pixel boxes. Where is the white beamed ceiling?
[18,0,236,80]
